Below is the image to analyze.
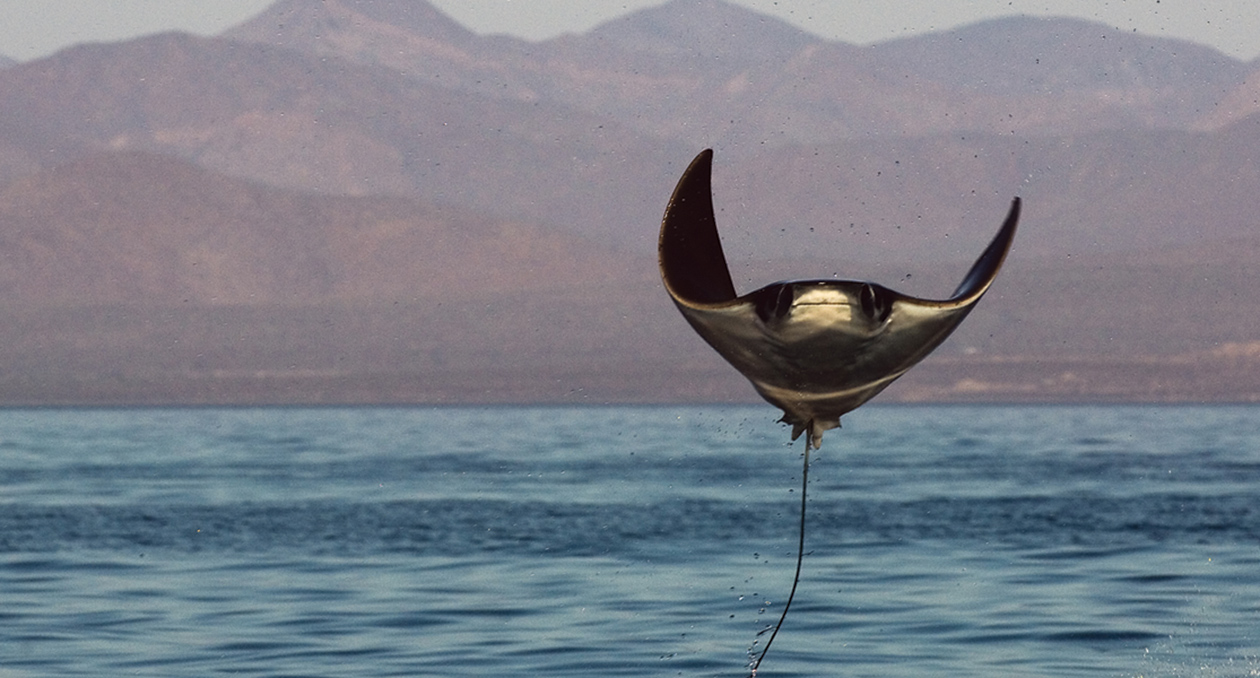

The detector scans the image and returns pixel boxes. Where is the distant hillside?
[0,151,622,306]
[2,149,1260,408]
[0,32,672,241]
[1,0,1259,405]
[4,27,1260,260]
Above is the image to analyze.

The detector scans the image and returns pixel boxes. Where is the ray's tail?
[749,446,810,676]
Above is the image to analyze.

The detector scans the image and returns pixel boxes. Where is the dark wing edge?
[658,149,739,306]
[948,197,1021,302]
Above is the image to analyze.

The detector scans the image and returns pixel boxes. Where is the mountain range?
[1,0,1259,405]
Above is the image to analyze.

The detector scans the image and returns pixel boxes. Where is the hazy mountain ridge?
[227,0,1258,141]
[2,0,1260,404]
[0,31,675,247]
[5,25,1260,261]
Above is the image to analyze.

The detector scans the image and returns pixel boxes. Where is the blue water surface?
[1,405,1258,677]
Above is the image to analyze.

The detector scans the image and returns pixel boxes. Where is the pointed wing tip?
[671,150,714,201]
[994,195,1022,264]
[672,150,714,204]
[946,196,1021,301]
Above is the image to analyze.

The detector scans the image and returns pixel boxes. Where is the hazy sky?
[1,0,1257,62]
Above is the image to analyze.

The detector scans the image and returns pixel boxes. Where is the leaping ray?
[660,149,1020,450]
[658,149,1019,675]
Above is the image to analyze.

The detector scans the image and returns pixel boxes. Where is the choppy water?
[1,405,1258,677]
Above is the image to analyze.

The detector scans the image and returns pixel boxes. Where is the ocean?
[1,405,1258,677]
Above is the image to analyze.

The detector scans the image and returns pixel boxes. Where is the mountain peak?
[225,0,474,49]
[587,0,815,59]
[338,0,473,43]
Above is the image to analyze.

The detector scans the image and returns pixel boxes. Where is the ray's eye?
[754,284,795,323]
[860,284,891,323]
